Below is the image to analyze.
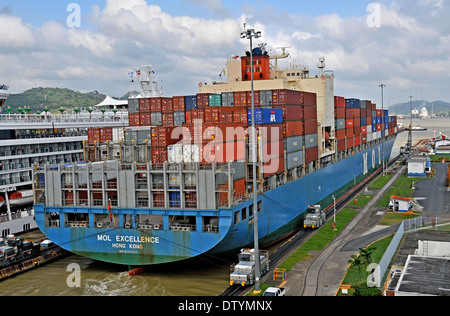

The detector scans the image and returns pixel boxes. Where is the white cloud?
[0,14,36,49]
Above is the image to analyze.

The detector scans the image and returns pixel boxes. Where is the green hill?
[389,100,450,116]
[4,87,107,113]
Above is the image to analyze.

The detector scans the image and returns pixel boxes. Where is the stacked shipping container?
[333,96,398,153]
[89,90,397,177]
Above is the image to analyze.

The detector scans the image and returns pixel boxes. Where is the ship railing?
[67,221,89,228]
[170,224,196,232]
[0,214,9,223]
[202,225,219,233]
[47,220,60,227]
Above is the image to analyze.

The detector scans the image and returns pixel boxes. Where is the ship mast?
[133,65,163,98]
[270,47,290,71]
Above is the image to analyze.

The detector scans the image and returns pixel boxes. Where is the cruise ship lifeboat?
[9,190,33,206]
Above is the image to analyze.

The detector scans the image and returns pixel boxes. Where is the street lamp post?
[379,83,386,176]
[241,27,262,293]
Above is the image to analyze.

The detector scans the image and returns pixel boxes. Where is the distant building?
[389,196,412,212]
[408,157,429,177]
[435,138,450,155]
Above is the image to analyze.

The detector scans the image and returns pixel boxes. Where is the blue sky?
[4,0,374,27]
[0,0,449,105]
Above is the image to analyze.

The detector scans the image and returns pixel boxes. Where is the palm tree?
[348,255,364,284]
[359,246,376,267]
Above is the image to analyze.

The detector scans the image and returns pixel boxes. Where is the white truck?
[303,205,326,229]
[230,248,270,287]
[263,287,286,296]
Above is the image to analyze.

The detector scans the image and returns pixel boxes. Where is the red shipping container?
[300,91,317,106]
[213,140,246,163]
[360,108,367,117]
[140,112,151,126]
[337,139,346,152]
[263,156,284,178]
[304,120,317,135]
[234,179,246,200]
[345,109,354,119]
[361,135,367,144]
[256,124,283,143]
[214,123,247,143]
[162,113,174,127]
[305,147,319,164]
[355,136,361,147]
[347,137,354,149]
[152,192,165,207]
[303,106,317,120]
[234,92,247,107]
[345,119,354,128]
[334,96,345,108]
[335,107,345,119]
[139,98,150,112]
[274,105,304,121]
[173,96,185,112]
[376,109,382,117]
[353,118,360,127]
[191,109,205,122]
[205,107,219,123]
[185,110,191,125]
[161,97,173,113]
[353,108,361,118]
[377,124,382,131]
[361,126,367,134]
[284,121,303,137]
[346,127,354,138]
[129,113,140,126]
[219,111,233,123]
[246,90,260,107]
[197,93,210,108]
[336,129,346,140]
[150,97,162,112]
[151,147,168,164]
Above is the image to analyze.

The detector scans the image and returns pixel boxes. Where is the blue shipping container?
[385,122,389,130]
[360,117,367,126]
[345,98,361,108]
[372,117,377,125]
[185,95,197,111]
[372,125,377,132]
[376,117,382,124]
[248,108,283,125]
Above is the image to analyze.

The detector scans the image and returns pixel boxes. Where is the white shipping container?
[112,127,124,143]
[168,144,183,163]
[183,144,200,163]
[376,131,381,139]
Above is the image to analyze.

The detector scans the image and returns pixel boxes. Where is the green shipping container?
[209,94,222,107]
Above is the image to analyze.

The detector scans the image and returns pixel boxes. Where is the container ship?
[33,45,398,267]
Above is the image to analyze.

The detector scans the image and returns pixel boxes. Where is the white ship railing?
[0,114,129,130]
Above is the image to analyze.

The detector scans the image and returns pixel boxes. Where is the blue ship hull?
[35,138,396,266]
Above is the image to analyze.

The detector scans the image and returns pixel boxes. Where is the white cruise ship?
[0,85,129,237]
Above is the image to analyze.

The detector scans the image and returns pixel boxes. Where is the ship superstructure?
[33,46,398,266]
